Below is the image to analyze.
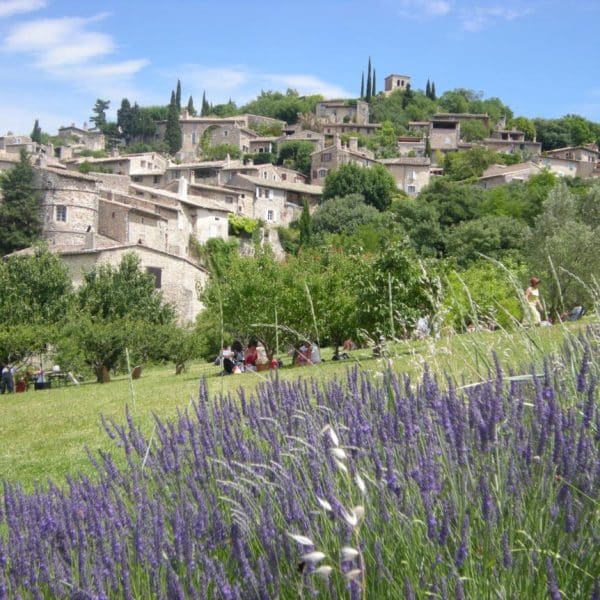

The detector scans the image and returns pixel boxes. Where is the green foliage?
[444,215,529,267]
[459,119,489,142]
[207,99,239,117]
[203,144,242,161]
[165,91,182,154]
[367,120,399,158]
[175,79,182,111]
[0,246,72,324]
[247,122,283,137]
[245,152,275,165]
[228,213,261,237]
[186,95,196,116]
[323,163,396,211]
[534,114,600,150]
[390,197,445,257]
[312,193,384,235]
[365,57,372,103]
[0,150,42,256]
[90,99,110,131]
[526,181,600,316]
[77,161,113,174]
[510,116,536,141]
[277,140,314,176]
[438,89,513,124]
[357,240,440,338]
[419,177,483,227]
[118,100,160,144]
[241,89,323,124]
[77,253,175,324]
[0,323,55,366]
[443,147,499,181]
[77,149,108,158]
[442,261,525,332]
[369,90,437,132]
[298,199,312,247]
[122,141,169,154]
[30,119,42,144]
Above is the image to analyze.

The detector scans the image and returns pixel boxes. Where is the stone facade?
[384,74,412,95]
[322,123,381,138]
[481,129,542,155]
[477,162,544,189]
[380,157,431,196]
[544,145,598,164]
[57,125,106,152]
[59,245,207,323]
[310,140,377,184]
[315,100,369,125]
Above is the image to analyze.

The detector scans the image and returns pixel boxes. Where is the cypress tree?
[431,81,436,101]
[424,135,432,158]
[360,72,364,100]
[201,91,210,116]
[31,119,42,144]
[175,79,182,111]
[426,79,431,99]
[0,150,42,256]
[187,96,196,116]
[402,83,413,109]
[298,199,312,247]
[372,69,376,97]
[165,91,182,155]
[365,57,372,102]
[117,99,133,142]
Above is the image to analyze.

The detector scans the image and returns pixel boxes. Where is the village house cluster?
[1,73,599,322]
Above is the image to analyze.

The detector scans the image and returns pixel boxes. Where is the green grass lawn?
[0,320,592,490]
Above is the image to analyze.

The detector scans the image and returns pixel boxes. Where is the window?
[281,174,287,181]
[153,175,161,184]
[318,168,328,178]
[55,205,67,222]
[322,152,332,162]
[132,176,142,182]
[267,209,275,222]
[146,267,162,289]
[225,195,234,204]
[407,185,416,193]
[223,129,229,137]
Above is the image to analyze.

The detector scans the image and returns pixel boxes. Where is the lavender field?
[1,328,599,599]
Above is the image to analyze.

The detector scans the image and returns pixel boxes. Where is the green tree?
[443,146,498,181]
[77,253,175,324]
[419,177,483,228]
[425,79,431,99]
[312,193,384,235]
[165,91,183,154]
[360,72,364,99]
[372,69,376,97]
[203,144,241,161]
[117,98,134,142]
[175,79,182,111]
[323,163,396,211]
[201,91,209,116]
[510,116,536,141]
[527,181,600,315]
[459,119,489,142]
[187,95,197,116]
[90,99,110,131]
[241,89,322,124]
[357,240,439,338]
[391,197,445,257]
[277,140,314,177]
[368,120,399,158]
[298,199,313,247]
[31,119,42,144]
[365,57,372,102]
[0,246,73,324]
[0,150,42,256]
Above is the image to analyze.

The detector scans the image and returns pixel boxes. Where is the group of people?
[219,340,279,375]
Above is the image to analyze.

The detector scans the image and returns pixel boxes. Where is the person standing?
[525,277,543,325]
[1,364,15,393]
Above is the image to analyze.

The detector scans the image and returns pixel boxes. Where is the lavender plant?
[0,328,598,598]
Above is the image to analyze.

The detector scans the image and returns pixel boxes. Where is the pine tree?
[175,79,182,111]
[425,79,431,99]
[0,150,42,256]
[165,91,182,155]
[90,99,110,131]
[372,69,376,97]
[30,119,42,144]
[431,82,436,101]
[365,57,372,102]
[360,72,364,100]
[187,96,196,116]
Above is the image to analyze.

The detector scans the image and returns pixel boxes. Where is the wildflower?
[341,546,359,561]
[301,551,326,563]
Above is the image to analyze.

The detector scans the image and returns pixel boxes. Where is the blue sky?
[1,0,599,135]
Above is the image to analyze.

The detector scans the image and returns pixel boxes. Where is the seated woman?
[295,341,312,366]
[244,341,258,371]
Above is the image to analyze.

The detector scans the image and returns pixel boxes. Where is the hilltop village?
[1,73,599,323]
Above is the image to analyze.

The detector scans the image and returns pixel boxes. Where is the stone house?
[476,162,544,189]
[155,113,285,161]
[481,129,542,155]
[310,138,377,184]
[57,124,106,152]
[322,122,381,138]
[384,74,412,96]
[207,124,258,154]
[380,157,431,196]
[315,100,369,125]
[543,145,598,177]
[224,174,322,227]
[279,126,325,151]
[534,156,589,178]
[397,136,426,156]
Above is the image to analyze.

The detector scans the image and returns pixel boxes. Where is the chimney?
[84,228,96,250]
[348,137,358,151]
[178,175,188,198]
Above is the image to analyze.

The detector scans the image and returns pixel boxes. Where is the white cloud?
[0,0,46,18]
[178,64,354,106]
[459,5,530,31]
[397,0,451,18]
[2,13,148,99]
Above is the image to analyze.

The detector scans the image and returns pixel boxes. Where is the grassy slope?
[0,320,591,490]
